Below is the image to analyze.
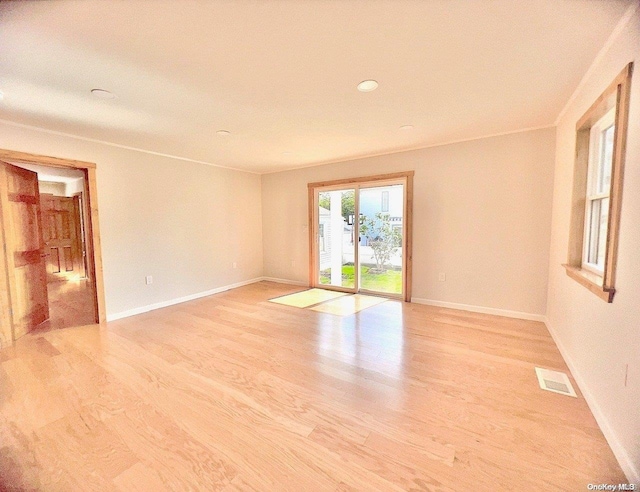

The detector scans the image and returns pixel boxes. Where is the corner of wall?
[543,318,639,483]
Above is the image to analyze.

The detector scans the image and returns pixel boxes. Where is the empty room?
[0,1,638,490]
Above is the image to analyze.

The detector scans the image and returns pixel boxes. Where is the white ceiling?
[0,0,633,173]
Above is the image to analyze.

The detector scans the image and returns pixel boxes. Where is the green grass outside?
[319,264,402,294]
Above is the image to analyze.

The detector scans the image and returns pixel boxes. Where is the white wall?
[38,180,66,196]
[546,10,640,483]
[64,177,84,197]
[262,127,556,318]
[0,122,264,318]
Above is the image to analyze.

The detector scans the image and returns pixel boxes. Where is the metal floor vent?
[535,367,577,397]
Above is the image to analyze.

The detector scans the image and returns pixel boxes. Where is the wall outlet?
[438,272,446,282]
[232,262,237,269]
[291,260,296,267]
[145,275,153,285]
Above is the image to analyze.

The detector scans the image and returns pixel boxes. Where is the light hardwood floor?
[0,281,625,490]
[40,278,96,331]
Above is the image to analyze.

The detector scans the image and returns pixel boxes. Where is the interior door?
[0,161,49,338]
[41,194,85,281]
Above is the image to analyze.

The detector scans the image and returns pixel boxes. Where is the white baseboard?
[106,277,264,322]
[260,276,308,286]
[545,318,639,484]
[411,297,546,322]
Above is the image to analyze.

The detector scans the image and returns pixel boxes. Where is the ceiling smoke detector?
[357,80,378,92]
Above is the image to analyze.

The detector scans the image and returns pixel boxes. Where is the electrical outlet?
[438,272,446,282]
[291,260,296,267]
[145,275,153,285]
[232,262,237,269]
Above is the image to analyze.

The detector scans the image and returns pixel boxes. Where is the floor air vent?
[535,367,577,397]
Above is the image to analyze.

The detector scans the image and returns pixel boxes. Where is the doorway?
[308,172,414,302]
[0,150,106,348]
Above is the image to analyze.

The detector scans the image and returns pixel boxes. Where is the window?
[564,63,632,303]
[582,108,615,275]
[381,191,389,212]
[319,223,325,252]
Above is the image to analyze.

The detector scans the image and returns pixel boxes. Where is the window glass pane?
[381,191,389,212]
[318,189,355,288]
[597,124,615,194]
[319,224,325,252]
[587,198,609,269]
[596,197,609,268]
[587,199,600,265]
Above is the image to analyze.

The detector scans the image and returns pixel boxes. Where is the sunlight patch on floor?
[268,288,348,308]
[309,293,387,316]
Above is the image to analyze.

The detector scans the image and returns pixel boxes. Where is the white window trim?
[581,108,615,276]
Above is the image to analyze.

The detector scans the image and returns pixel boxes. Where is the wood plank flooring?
[0,281,625,490]
[38,278,96,332]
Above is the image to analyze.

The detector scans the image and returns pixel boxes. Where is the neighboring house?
[358,186,403,246]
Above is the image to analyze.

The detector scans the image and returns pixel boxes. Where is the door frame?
[0,149,106,347]
[307,171,414,302]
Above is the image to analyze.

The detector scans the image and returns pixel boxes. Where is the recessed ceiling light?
[91,89,116,100]
[216,130,231,136]
[399,125,414,131]
[357,80,378,92]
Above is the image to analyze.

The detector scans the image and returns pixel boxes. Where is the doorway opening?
[308,172,414,302]
[0,150,106,348]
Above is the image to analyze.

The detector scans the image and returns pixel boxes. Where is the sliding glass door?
[358,183,404,296]
[311,176,409,299]
[317,188,356,290]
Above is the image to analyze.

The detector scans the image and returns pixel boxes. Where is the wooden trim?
[70,193,87,279]
[576,64,632,130]
[603,64,632,290]
[353,183,360,294]
[0,149,96,170]
[307,187,315,287]
[85,168,106,323]
[307,171,415,189]
[563,265,614,303]
[404,173,414,302]
[565,62,632,301]
[0,149,106,344]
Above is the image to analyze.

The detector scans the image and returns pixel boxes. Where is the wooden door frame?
[307,171,414,302]
[0,149,106,347]
[71,192,88,279]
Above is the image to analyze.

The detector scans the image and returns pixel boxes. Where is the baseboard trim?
[106,277,264,322]
[544,318,639,484]
[411,297,546,322]
[260,276,308,286]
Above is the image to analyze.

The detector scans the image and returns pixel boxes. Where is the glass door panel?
[317,188,356,290]
[357,184,404,296]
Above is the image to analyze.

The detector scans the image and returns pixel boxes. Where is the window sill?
[562,264,615,302]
